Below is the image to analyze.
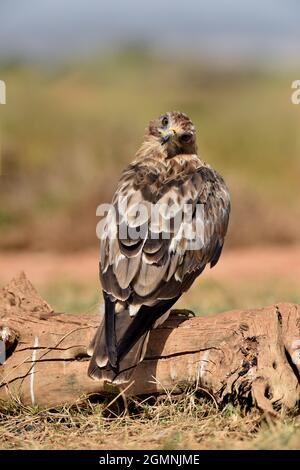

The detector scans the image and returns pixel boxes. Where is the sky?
[0,0,300,64]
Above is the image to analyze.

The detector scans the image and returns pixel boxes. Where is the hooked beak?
[160,127,177,145]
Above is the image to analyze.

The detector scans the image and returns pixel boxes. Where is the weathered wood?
[0,272,300,414]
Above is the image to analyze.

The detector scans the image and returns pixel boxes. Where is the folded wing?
[88,157,230,381]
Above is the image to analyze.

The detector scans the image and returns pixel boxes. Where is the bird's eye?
[161,116,169,127]
[180,133,192,144]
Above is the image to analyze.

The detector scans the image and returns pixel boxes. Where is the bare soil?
[1,245,299,288]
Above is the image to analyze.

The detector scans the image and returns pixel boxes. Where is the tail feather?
[88,308,149,384]
[87,316,107,368]
[104,293,117,369]
[117,297,179,362]
[88,296,180,384]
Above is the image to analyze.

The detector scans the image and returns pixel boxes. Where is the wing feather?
[91,153,230,382]
[99,156,230,306]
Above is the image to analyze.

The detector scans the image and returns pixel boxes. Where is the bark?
[0,272,299,414]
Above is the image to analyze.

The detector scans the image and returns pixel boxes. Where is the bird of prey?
[88,111,230,384]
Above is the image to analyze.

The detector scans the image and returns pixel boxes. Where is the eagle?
[88,111,230,384]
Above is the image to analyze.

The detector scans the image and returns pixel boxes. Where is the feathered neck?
[135,135,167,161]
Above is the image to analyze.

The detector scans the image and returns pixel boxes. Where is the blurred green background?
[0,1,300,314]
[1,53,299,251]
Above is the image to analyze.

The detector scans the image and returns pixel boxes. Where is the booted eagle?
[88,111,230,383]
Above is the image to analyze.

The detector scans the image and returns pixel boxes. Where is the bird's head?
[147,111,197,157]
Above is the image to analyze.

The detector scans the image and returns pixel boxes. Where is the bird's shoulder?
[115,153,229,206]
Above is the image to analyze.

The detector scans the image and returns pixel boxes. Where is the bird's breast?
[131,155,201,203]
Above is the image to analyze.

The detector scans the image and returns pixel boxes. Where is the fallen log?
[0,272,299,414]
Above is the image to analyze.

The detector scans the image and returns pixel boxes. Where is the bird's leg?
[170,309,196,318]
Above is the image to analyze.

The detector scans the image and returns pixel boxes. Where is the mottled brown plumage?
[88,111,230,383]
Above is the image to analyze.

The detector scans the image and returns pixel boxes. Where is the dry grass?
[1,389,300,450]
[0,252,300,450]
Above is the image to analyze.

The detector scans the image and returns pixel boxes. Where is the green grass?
[42,279,100,314]
[41,276,300,318]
